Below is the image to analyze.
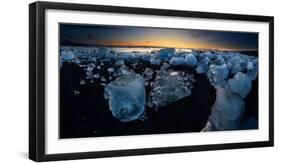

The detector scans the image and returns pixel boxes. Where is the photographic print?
[59,24,259,139]
[29,2,273,161]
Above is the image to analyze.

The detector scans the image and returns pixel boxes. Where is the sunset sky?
[60,24,258,51]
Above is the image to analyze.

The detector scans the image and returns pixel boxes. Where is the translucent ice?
[159,48,175,61]
[202,87,245,131]
[107,67,115,73]
[184,53,198,67]
[115,59,124,66]
[207,63,229,87]
[169,53,197,67]
[150,57,161,65]
[150,69,195,108]
[227,72,252,98]
[104,73,146,122]
[144,68,154,76]
[169,56,186,66]
[195,54,210,74]
[246,60,258,80]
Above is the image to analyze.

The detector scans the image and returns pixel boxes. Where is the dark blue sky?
[60,24,258,51]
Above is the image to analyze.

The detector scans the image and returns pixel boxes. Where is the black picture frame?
[29,1,274,162]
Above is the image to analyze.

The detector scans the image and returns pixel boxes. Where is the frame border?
[29,1,274,162]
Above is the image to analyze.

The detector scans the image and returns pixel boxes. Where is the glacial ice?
[227,72,252,98]
[169,56,186,66]
[149,57,161,65]
[115,59,125,66]
[107,67,115,73]
[104,73,146,122]
[149,67,195,108]
[195,54,210,74]
[207,63,229,88]
[60,46,258,128]
[159,48,175,61]
[184,53,198,67]
[202,87,245,131]
[169,53,197,67]
[144,68,154,76]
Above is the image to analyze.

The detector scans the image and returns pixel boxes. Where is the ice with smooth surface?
[227,72,252,98]
[207,63,229,88]
[195,55,210,74]
[184,53,198,67]
[202,87,245,131]
[159,48,175,61]
[169,53,197,67]
[104,73,146,122]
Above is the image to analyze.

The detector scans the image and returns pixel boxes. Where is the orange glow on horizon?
[91,39,252,51]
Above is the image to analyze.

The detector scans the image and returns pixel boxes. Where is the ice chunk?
[159,48,175,61]
[104,73,146,122]
[169,53,197,67]
[61,50,75,61]
[80,80,85,85]
[97,47,110,58]
[169,56,185,66]
[195,54,210,74]
[101,76,106,82]
[107,67,115,73]
[85,63,95,79]
[246,61,254,70]
[227,72,252,98]
[112,65,131,77]
[195,63,207,74]
[202,87,245,131]
[207,63,229,87]
[246,60,258,80]
[60,49,80,67]
[162,62,170,69]
[214,55,225,65]
[115,59,124,66]
[93,73,100,79]
[184,53,198,67]
[74,90,80,95]
[144,68,154,76]
[228,55,247,74]
[150,57,161,65]
[150,70,195,108]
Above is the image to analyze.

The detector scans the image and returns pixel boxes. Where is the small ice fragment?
[170,71,179,76]
[74,90,80,95]
[107,67,115,73]
[115,59,124,66]
[80,80,85,85]
[144,68,154,76]
[93,73,100,79]
[162,62,170,69]
[101,76,106,82]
